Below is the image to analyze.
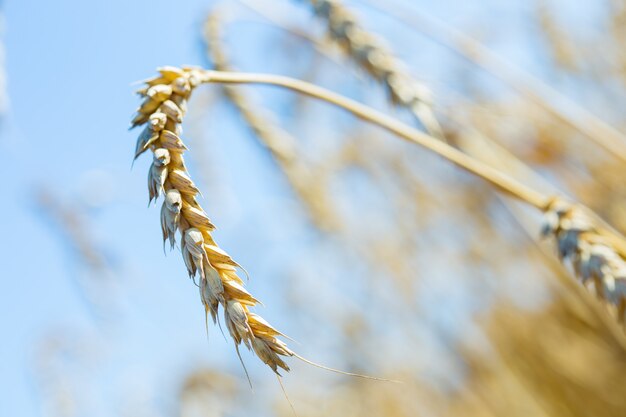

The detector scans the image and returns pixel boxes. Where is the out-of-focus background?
[2,0,626,416]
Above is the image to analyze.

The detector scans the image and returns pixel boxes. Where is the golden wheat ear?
[131,67,295,374]
[541,199,626,320]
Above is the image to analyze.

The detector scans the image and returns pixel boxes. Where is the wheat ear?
[541,199,626,323]
[131,66,294,374]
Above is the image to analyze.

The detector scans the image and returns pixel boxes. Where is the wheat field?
[3,0,626,416]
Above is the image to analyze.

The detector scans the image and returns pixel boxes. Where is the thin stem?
[199,69,550,209]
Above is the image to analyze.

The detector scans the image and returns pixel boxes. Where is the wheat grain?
[131,66,294,374]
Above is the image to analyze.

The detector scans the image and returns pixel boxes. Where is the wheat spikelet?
[542,198,626,324]
[303,0,445,140]
[131,66,294,374]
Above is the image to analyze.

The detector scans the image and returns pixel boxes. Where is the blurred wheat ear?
[305,0,445,140]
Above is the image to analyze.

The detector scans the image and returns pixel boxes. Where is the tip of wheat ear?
[542,198,626,317]
[131,66,294,374]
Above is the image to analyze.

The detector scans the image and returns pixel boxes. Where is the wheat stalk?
[203,12,339,231]
[131,66,294,375]
[194,69,551,206]
[535,3,579,72]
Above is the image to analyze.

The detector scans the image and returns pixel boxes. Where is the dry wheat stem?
[197,69,548,209]
[196,68,626,321]
[203,12,339,231]
[131,66,294,375]
[358,0,626,164]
